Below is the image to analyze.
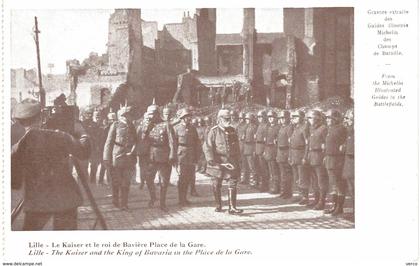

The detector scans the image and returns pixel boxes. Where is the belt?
[178,143,189,147]
[114,141,125,147]
[291,146,305,150]
[309,148,322,152]
[277,146,289,150]
[244,141,254,144]
[256,141,265,144]
[151,143,167,147]
[265,143,275,146]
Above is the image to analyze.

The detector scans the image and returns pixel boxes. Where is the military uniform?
[276,120,293,198]
[103,119,137,209]
[81,119,101,183]
[263,121,280,193]
[255,121,269,191]
[145,120,176,210]
[236,114,248,184]
[289,119,310,203]
[136,116,153,189]
[243,119,258,187]
[305,121,328,208]
[343,126,354,194]
[173,116,201,205]
[203,113,243,214]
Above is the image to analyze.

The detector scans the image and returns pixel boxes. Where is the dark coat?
[306,124,328,166]
[243,123,258,156]
[173,122,201,165]
[263,123,280,161]
[11,128,90,212]
[255,122,268,155]
[276,123,293,163]
[342,126,354,179]
[145,121,175,163]
[288,122,309,165]
[324,124,347,170]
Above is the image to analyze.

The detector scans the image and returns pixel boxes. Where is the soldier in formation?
[255,110,269,191]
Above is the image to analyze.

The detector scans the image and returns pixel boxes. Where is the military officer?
[342,108,354,216]
[173,108,201,206]
[203,109,243,214]
[81,108,101,184]
[263,110,281,194]
[305,110,328,209]
[243,112,258,188]
[103,104,137,210]
[255,110,269,191]
[236,112,249,184]
[276,110,294,199]
[144,105,176,211]
[195,117,207,176]
[98,110,117,185]
[323,109,347,216]
[12,99,90,230]
[289,110,310,204]
[230,110,240,130]
[136,111,154,190]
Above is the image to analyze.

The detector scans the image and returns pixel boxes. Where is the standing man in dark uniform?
[196,117,207,176]
[81,108,101,184]
[136,112,153,189]
[289,110,310,204]
[98,111,117,185]
[255,110,269,192]
[342,109,354,217]
[144,106,176,211]
[103,105,137,210]
[173,67,197,106]
[173,108,201,206]
[323,109,347,216]
[236,112,248,184]
[276,110,294,199]
[204,109,243,214]
[263,110,280,194]
[11,99,90,230]
[243,112,258,188]
[305,110,328,209]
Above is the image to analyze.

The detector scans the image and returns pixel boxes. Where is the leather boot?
[249,175,258,189]
[298,189,309,205]
[120,186,129,210]
[212,185,222,212]
[160,183,168,211]
[239,173,249,185]
[228,188,243,214]
[332,195,345,216]
[314,191,326,210]
[112,185,120,208]
[269,177,280,194]
[279,180,292,199]
[324,194,338,214]
[307,191,320,207]
[147,182,156,208]
[177,181,184,206]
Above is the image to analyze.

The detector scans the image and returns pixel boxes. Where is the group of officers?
[11,96,354,230]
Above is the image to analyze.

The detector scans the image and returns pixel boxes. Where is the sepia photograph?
[10,7,355,230]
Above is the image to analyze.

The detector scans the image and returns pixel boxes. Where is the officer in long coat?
[196,117,207,176]
[144,106,176,211]
[276,110,294,199]
[98,111,117,185]
[305,110,328,209]
[12,99,90,230]
[203,109,243,214]
[289,110,310,204]
[263,110,281,194]
[342,109,354,216]
[136,112,153,189]
[323,109,347,216]
[255,110,269,192]
[243,112,258,188]
[103,105,137,210]
[173,108,201,206]
[81,109,101,184]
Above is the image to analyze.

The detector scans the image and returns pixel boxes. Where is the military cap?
[13,98,41,119]
[257,110,266,117]
[291,110,305,118]
[325,109,342,120]
[178,108,191,119]
[217,109,231,119]
[278,110,290,119]
[306,109,322,119]
[245,112,254,120]
[267,110,277,118]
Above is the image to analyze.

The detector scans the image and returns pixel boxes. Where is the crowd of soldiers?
[80,101,354,217]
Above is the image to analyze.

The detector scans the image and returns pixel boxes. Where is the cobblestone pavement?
[11,167,355,230]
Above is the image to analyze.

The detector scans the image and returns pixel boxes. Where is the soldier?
[136,112,153,190]
[144,105,176,211]
[304,110,328,209]
[203,109,243,214]
[324,109,347,216]
[81,108,101,184]
[276,110,294,199]
[103,104,137,210]
[243,112,258,188]
[196,117,207,175]
[236,112,249,184]
[12,99,90,230]
[173,108,201,206]
[342,109,354,217]
[255,110,269,192]
[289,110,310,204]
[263,110,281,194]
[98,111,117,185]
[230,110,240,130]
[173,67,197,106]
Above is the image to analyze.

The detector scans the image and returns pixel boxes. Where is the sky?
[10,9,283,74]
